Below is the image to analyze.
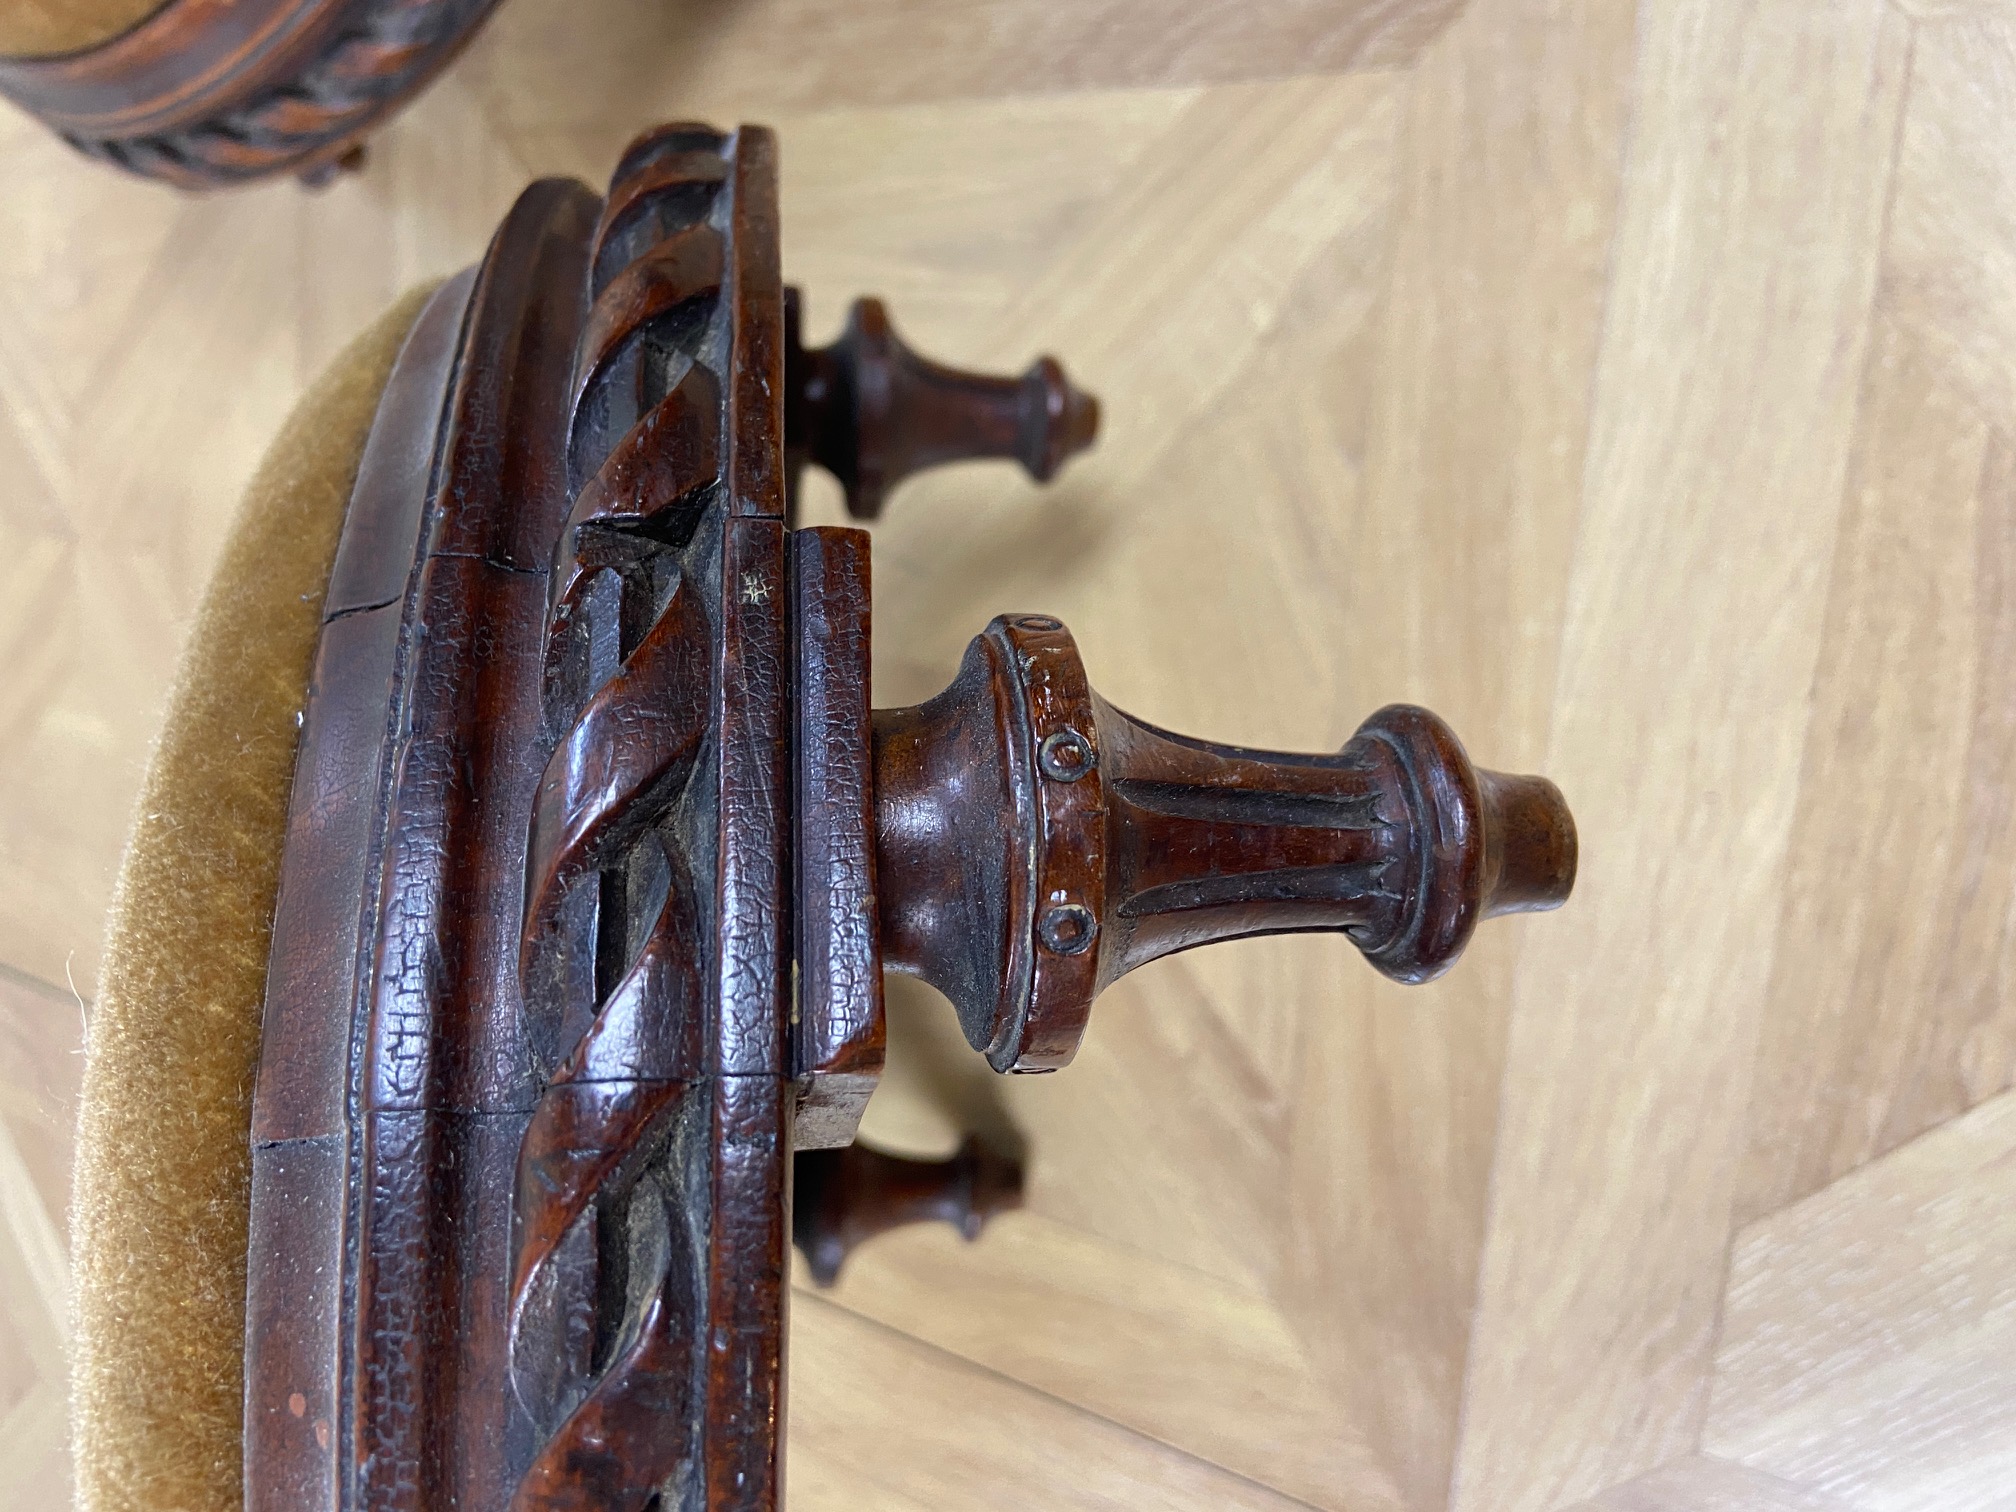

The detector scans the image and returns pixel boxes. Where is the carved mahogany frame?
[246,118,1574,1510]
[251,125,792,1510]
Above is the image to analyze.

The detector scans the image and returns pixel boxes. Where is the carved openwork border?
[249,124,794,1511]
[505,123,794,1509]
[507,124,733,1509]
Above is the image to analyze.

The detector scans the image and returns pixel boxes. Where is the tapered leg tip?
[1478,770,1577,917]
[1021,356,1100,480]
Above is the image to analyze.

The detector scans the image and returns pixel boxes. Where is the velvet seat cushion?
[70,286,435,1512]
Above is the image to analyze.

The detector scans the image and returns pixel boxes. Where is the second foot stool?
[70,121,1577,1512]
[0,0,504,185]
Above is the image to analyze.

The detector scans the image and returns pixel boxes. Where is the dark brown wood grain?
[247,269,479,1512]
[0,0,504,186]
[784,290,1099,520]
[790,526,884,1151]
[872,615,1578,1071]
[350,172,597,1512]
[249,124,800,1512]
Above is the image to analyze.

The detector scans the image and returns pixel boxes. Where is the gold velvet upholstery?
[70,287,434,1512]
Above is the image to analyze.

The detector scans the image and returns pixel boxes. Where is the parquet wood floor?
[4,0,2015,1506]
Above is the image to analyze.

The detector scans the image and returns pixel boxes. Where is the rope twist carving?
[506,124,735,1511]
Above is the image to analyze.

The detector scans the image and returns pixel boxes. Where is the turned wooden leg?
[784,290,1099,520]
[871,614,1577,1070]
[792,1138,1024,1286]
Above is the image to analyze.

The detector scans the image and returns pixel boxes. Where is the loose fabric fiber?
[70,285,436,1512]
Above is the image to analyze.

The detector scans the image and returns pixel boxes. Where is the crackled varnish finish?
[251,125,794,1511]
[0,0,504,186]
[248,121,1575,1510]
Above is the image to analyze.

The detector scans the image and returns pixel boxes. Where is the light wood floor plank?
[1707,1089,2016,1512]
[794,76,1408,1305]
[0,1121,67,1369]
[0,91,525,996]
[775,89,1193,353]
[1880,11,2016,430]
[1278,0,1636,1503]
[805,1210,1400,1511]
[1735,311,2016,1226]
[1453,2,1911,1506]
[0,969,81,1252]
[786,1289,1316,1511]
[792,75,1420,1501]
[1566,1455,1858,1512]
[467,0,1463,155]
[0,973,80,1500]
[0,1384,73,1510]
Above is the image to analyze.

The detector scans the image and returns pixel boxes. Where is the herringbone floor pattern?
[3,0,2015,1506]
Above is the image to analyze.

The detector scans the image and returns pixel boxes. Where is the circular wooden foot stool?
[72,122,1578,1512]
[0,0,502,185]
